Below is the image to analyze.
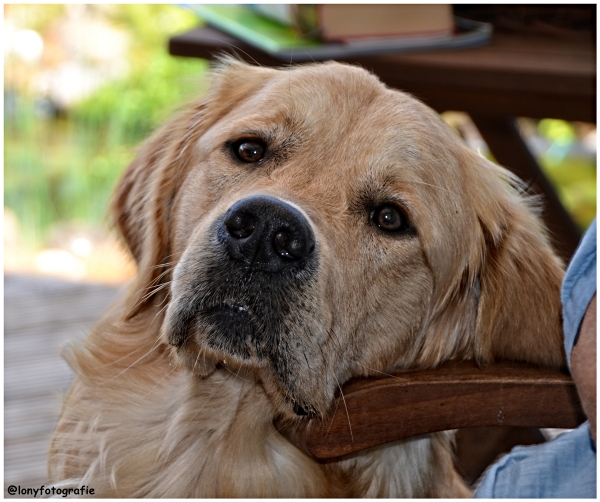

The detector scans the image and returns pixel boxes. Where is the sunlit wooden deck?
[4,273,125,495]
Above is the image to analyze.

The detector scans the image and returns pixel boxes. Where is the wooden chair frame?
[281,361,585,460]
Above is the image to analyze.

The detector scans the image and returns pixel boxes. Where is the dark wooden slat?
[388,83,595,124]
[282,361,585,460]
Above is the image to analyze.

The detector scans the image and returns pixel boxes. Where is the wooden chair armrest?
[281,360,586,460]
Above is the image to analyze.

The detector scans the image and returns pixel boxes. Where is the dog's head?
[112,60,565,419]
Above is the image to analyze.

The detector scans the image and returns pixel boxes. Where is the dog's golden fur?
[49,60,566,497]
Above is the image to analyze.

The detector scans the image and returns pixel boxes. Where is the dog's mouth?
[289,401,318,417]
[206,302,252,325]
[201,302,257,358]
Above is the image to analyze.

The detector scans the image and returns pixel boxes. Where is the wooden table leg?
[454,426,547,487]
[469,115,582,261]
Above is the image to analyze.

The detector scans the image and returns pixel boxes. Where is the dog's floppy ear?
[419,149,566,369]
[468,154,566,367]
[111,59,277,317]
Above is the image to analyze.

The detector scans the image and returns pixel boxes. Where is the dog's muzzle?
[220,195,315,272]
[165,195,323,415]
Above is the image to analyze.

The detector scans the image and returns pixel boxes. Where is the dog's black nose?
[222,196,315,272]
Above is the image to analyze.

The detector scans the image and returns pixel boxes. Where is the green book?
[192,5,492,62]
[193,5,321,54]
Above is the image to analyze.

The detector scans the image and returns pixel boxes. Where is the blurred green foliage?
[5,5,208,248]
[535,119,596,231]
[538,118,577,146]
[72,49,208,146]
[72,5,210,145]
[539,159,596,232]
[5,4,66,33]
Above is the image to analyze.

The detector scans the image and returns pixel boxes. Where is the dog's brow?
[230,127,276,142]
[228,117,297,142]
[360,168,398,195]
[350,171,399,211]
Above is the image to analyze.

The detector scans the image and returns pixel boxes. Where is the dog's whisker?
[153,289,172,308]
[323,386,343,438]
[319,342,329,391]
[117,280,173,329]
[90,331,164,371]
[356,364,410,381]
[140,282,171,303]
[314,337,340,434]
[137,365,178,401]
[141,279,171,294]
[138,263,176,281]
[145,258,178,270]
[221,360,251,382]
[234,363,244,381]
[97,337,165,385]
[119,263,177,322]
[401,179,456,195]
[150,299,173,329]
[191,349,203,375]
[137,275,174,300]
[202,350,210,375]
[145,266,175,283]
[332,373,353,443]
[136,263,176,293]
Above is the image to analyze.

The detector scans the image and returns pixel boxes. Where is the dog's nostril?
[274,231,304,259]
[225,212,255,239]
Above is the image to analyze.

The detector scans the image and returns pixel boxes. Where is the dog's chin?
[167,325,323,420]
[163,283,331,419]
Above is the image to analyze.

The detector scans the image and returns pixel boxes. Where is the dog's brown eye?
[234,139,266,163]
[372,204,409,233]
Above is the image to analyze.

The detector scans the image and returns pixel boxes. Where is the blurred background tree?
[4,5,596,282]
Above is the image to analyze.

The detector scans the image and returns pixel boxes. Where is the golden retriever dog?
[49,59,565,497]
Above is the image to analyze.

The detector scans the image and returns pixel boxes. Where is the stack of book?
[191,4,492,61]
